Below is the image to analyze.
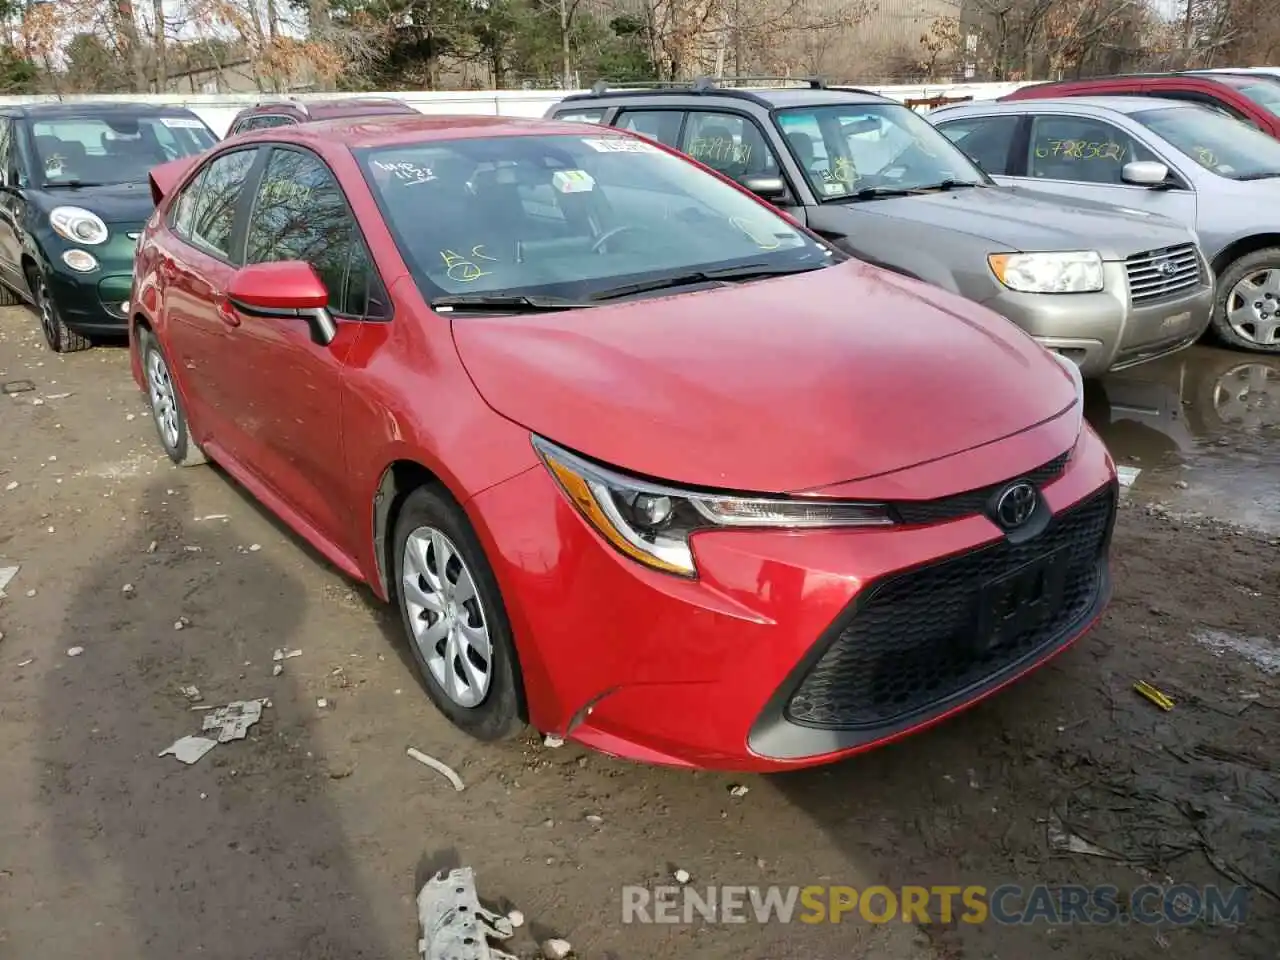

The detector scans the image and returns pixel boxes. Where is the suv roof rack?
[566,75,836,107]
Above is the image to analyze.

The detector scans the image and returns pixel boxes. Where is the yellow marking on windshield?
[440,246,498,283]
[1034,139,1127,161]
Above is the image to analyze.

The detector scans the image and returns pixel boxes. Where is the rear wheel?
[140,329,206,467]
[392,485,525,740]
[29,267,91,353]
[1213,249,1280,353]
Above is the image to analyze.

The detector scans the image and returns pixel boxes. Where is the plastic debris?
[1047,813,1126,860]
[66,647,84,657]
[1134,679,1175,711]
[44,392,72,400]
[200,699,267,743]
[180,684,202,702]
[122,583,136,597]
[3,481,16,491]
[18,659,33,667]
[0,565,18,598]
[585,814,603,825]
[407,747,465,791]
[248,543,261,552]
[728,784,749,798]
[195,514,229,522]
[317,698,329,708]
[174,616,190,630]
[417,866,517,960]
[543,734,564,748]
[272,648,302,662]
[159,735,218,765]
[506,910,524,928]
[541,939,572,960]
[272,664,283,677]
[1116,465,1141,488]
[674,868,691,884]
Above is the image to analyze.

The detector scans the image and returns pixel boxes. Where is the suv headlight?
[534,437,893,577]
[50,206,109,246]
[988,251,1103,293]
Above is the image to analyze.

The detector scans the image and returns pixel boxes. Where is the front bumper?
[468,419,1118,772]
[40,225,140,335]
[981,260,1214,379]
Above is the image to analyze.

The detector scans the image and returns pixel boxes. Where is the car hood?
[29,181,154,225]
[451,260,1077,494]
[844,186,1192,259]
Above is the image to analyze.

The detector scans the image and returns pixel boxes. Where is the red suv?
[224,96,418,137]
[1002,73,1280,139]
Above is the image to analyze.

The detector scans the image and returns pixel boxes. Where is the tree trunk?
[308,0,336,91]
[559,0,571,88]
[115,0,148,92]
[152,0,167,91]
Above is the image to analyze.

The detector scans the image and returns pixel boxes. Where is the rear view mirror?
[1122,161,1170,187]
[739,175,788,203]
[227,260,337,346]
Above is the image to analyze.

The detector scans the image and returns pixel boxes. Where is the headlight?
[988,251,1103,293]
[50,206,109,246]
[534,437,893,577]
[61,249,99,272]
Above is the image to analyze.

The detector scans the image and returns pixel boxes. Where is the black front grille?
[786,486,1114,730]
[891,450,1071,526]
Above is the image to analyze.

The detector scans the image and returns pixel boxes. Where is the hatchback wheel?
[30,269,91,353]
[1214,249,1280,353]
[393,485,525,740]
[141,330,206,467]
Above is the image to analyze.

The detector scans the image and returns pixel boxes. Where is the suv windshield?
[1232,80,1280,118]
[358,133,833,301]
[31,114,216,187]
[1132,105,1280,179]
[775,103,986,200]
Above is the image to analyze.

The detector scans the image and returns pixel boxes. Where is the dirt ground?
[1,304,1278,960]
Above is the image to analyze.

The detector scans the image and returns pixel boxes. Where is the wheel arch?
[371,459,447,601]
[1210,234,1280,276]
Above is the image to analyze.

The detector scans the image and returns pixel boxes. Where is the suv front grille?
[1125,243,1201,305]
[785,486,1114,730]
[890,449,1071,526]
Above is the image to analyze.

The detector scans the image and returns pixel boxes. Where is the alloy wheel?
[401,526,493,708]
[146,348,181,450]
[36,277,58,349]
[1226,269,1280,347]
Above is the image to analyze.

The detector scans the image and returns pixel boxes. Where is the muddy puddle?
[1088,346,1280,534]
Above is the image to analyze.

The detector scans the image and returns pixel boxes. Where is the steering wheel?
[591,224,642,254]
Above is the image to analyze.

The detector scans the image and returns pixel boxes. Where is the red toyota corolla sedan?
[129,115,1118,771]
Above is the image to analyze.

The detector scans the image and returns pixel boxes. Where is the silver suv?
[547,80,1215,377]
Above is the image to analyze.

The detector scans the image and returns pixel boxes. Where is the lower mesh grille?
[786,486,1114,730]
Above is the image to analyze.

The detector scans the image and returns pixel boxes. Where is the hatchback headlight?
[50,206,109,246]
[534,437,893,577]
[988,251,1103,293]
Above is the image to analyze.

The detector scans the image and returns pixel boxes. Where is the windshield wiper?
[1233,171,1280,181]
[912,179,983,191]
[430,294,594,313]
[43,180,109,189]
[844,179,982,202]
[590,262,825,302]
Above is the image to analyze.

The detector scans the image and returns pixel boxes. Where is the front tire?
[30,268,91,353]
[392,485,525,740]
[1213,249,1280,353]
[140,329,206,467]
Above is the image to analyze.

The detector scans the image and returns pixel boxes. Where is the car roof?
[237,96,416,119]
[259,113,620,149]
[7,101,203,119]
[934,95,1194,118]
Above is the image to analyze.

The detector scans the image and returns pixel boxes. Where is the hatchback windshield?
[775,104,986,200]
[358,134,833,301]
[31,114,216,187]
[1132,105,1280,180]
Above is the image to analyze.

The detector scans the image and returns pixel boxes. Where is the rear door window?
[554,108,606,125]
[173,148,259,259]
[615,110,683,147]
[935,115,1020,174]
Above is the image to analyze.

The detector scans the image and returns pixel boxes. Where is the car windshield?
[1132,105,1280,180]
[775,103,986,201]
[31,114,216,187]
[1232,80,1280,118]
[357,133,833,302]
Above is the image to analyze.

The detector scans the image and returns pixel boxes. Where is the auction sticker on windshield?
[581,138,662,154]
[160,117,207,129]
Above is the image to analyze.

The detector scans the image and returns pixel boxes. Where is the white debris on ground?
[0,565,19,599]
[728,784,749,798]
[1194,628,1280,675]
[417,866,518,960]
[159,699,269,765]
[407,747,465,791]
[271,648,302,662]
[542,734,564,748]
[673,868,691,884]
[180,685,202,702]
[66,647,84,657]
[1116,465,1141,489]
[541,939,573,960]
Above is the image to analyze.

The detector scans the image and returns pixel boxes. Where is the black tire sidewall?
[140,331,194,465]
[1213,249,1280,354]
[33,272,60,352]
[391,485,525,740]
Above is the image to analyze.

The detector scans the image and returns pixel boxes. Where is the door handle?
[216,296,241,327]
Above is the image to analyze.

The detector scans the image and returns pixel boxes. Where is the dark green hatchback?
[0,102,216,352]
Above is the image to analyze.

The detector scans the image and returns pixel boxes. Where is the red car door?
[211,145,387,560]
[159,147,262,444]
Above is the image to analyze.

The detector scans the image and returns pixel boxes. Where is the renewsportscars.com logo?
[621,884,1250,926]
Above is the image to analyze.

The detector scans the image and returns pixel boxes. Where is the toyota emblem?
[994,481,1038,529]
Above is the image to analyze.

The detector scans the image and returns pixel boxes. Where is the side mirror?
[739,175,788,203]
[1122,160,1170,187]
[227,260,337,346]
